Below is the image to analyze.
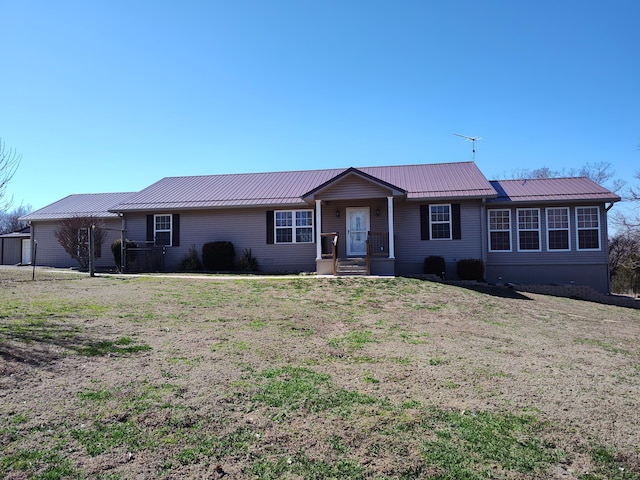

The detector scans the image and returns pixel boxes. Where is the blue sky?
[1,1,638,216]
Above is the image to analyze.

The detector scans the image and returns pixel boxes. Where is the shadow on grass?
[0,319,150,367]
[454,283,534,300]
[413,276,533,301]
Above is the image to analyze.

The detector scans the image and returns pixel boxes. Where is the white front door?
[346,207,369,256]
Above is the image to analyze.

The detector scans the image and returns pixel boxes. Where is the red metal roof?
[112,162,496,211]
[20,193,135,221]
[488,178,621,203]
[22,164,621,219]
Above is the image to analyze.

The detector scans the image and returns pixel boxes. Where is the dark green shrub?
[238,248,259,272]
[456,258,484,281]
[424,255,446,277]
[202,241,235,271]
[111,238,138,272]
[177,245,203,272]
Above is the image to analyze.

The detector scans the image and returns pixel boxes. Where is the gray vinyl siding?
[30,219,123,269]
[124,208,317,273]
[485,203,612,292]
[318,175,393,201]
[394,200,484,276]
[486,203,610,266]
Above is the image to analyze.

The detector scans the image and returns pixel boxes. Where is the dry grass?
[1,267,639,479]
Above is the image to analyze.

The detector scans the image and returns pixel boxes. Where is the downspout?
[29,222,34,265]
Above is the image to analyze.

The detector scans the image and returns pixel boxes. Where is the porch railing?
[320,232,339,275]
[367,231,389,258]
[366,231,389,276]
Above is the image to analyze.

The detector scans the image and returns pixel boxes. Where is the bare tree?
[614,171,640,233]
[0,204,32,234]
[54,216,106,270]
[0,138,21,211]
[504,161,624,193]
[609,231,640,294]
[576,161,626,193]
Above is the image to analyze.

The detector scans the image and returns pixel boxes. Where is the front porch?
[302,167,404,276]
[316,231,395,276]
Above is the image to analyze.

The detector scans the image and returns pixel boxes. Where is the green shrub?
[202,241,235,271]
[424,255,446,277]
[177,245,202,271]
[456,258,484,281]
[238,248,259,272]
[111,238,138,272]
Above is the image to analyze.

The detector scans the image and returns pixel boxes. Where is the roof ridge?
[153,161,477,182]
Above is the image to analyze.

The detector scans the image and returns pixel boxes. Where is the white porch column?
[387,196,395,259]
[315,200,322,260]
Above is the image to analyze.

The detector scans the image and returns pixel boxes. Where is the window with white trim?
[546,207,570,251]
[576,206,600,250]
[517,208,541,251]
[275,210,314,244]
[429,204,452,240]
[488,209,511,251]
[154,214,172,246]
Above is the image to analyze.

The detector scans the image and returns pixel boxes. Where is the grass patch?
[574,337,630,355]
[0,449,79,479]
[77,336,152,356]
[1,272,638,479]
[328,331,377,350]
[253,366,383,418]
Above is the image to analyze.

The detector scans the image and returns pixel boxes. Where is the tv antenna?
[454,133,482,161]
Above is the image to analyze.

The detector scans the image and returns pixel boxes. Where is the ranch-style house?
[20,161,620,293]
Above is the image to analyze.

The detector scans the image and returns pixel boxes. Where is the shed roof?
[488,178,621,204]
[20,193,135,221]
[111,161,496,212]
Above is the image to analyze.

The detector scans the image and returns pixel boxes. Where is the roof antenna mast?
[453,133,482,161]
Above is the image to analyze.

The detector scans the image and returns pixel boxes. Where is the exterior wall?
[123,207,317,273]
[30,219,123,269]
[485,264,610,293]
[393,200,485,277]
[485,203,611,292]
[1,237,25,265]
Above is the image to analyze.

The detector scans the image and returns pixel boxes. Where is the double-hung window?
[488,209,511,251]
[517,208,541,251]
[546,207,570,251]
[275,210,314,244]
[429,204,452,240]
[154,214,172,246]
[576,206,600,250]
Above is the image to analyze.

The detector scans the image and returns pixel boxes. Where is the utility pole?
[89,225,95,277]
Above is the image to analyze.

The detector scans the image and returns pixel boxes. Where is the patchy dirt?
[1,267,639,479]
